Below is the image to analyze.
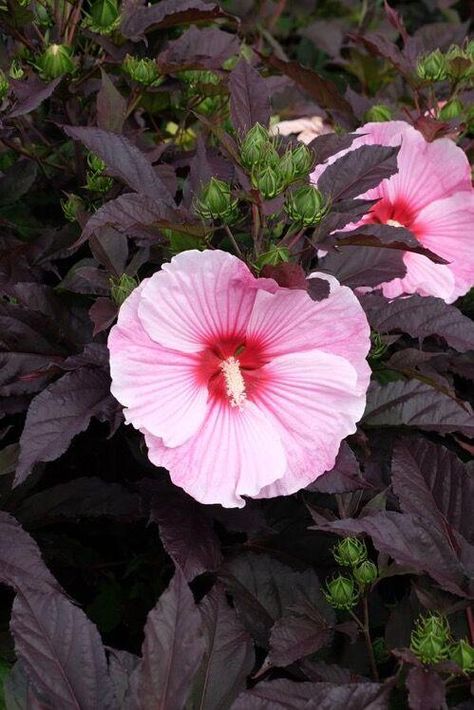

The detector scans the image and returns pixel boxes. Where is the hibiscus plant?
[0,1,474,709]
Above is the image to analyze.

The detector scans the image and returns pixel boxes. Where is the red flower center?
[366,198,418,234]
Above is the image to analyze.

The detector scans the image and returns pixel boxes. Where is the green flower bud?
[180,69,220,89]
[87,152,107,174]
[195,95,222,116]
[89,0,120,33]
[450,639,474,674]
[122,55,163,87]
[372,637,390,664]
[410,614,451,665]
[466,41,474,61]
[240,123,271,168]
[110,274,138,306]
[333,537,368,567]
[85,156,113,193]
[194,177,238,223]
[255,245,290,270]
[353,560,378,586]
[279,149,296,186]
[290,143,314,179]
[285,185,328,226]
[445,45,473,81]
[0,70,9,101]
[37,44,75,80]
[438,98,463,121]
[416,50,447,82]
[364,104,393,123]
[252,165,283,200]
[324,575,359,610]
[61,193,84,222]
[9,60,24,80]
[369,331,388,360]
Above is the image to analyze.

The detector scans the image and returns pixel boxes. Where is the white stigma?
[386,219,403,228]
[220,356,247,408]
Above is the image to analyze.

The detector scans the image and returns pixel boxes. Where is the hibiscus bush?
[1,0,474,708]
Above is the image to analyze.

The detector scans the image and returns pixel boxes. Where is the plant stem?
[224,224,243,258]
[349,600,379,681]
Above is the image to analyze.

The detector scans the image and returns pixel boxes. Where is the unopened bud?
[450,639,474,674]
[290,143,314,178]
[61,193,84,222]
[445,45,473,81]
[416,50,447,82]
[240,122,271,168]
[438,98,463,121]
[122,55,163,87]
[410,614,451,665]
[194,177,238,223]
[285,185,328,226]
[110,274,138,306]
[252,165,283,200]
[353,560,378,586]
[0,70,9,101]
[333,536,367,567]
[9,60,24,80]
[89,0,120,33]
[37,44,75,80]
[324,575,359,610]
[364,104,392,123]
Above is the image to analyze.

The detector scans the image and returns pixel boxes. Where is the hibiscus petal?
[144,400,286,508]
[380,252,456,302]
[246,277,371,392]
[251,349,366,498]
[108,281,208,446]
[138,249,275,353]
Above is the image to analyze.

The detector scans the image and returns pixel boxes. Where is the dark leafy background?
[0,0,473,708]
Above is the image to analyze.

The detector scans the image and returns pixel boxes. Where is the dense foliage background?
[0,0,474,707]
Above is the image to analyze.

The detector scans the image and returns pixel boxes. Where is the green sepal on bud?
[364,104,392,123]
[37,44,75,80]
[369,331,388,361]
[9,60,24,80]
[290,143,314,179]
[450,639,474,674]
[110,274,138,306]
[194,177,238,223]
[279,149,296,186]
[410,614,451,665]
[0,70,9,101]
[445,45,474,81]
[416,50,447,82]
[324,575,359,610]
[353,560,378,587]
[88,0,121,34]
[122,55,163,87]
[438,98,463,121]
[252,165,283,200]
[255,245,290,270]
[240,123,271,169]
[61,193,84,222]
[333,536,368,567]
[85,152,113,193]
[285,185,328,227]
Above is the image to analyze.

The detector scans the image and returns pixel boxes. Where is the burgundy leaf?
[260,262,307,290]
[8,76,62,119]
[128,568,205,710]
[107,649,140,708]
[320,246,406,288]
[192,586,255,710]
[318,145,399,201]
[406,667,446,710]
[363,379,474,436]
[350,33,411,75]
[11,590,114,710]
[308,132,357,163]
[62,126,175,205]
[384,0,409,42]
[360,293,474,353]
[2,661,46,710]
[229,60,271,136]
[121,0,228,41]
[16,368,117,485]
[0,511,60,594]
[0,159,37,206]
[334,224,447,264]
[391,439,474,543]
[308,442,372,494]
[158,26,239,72]
[300,19,346,59]
[89,297,118,336]
[268,606,334,667]
[96,70,127,133]
[307,277,331,301]
[149,490,222,582]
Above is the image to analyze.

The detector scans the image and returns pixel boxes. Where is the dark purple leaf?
[307,278,330,302]
[107,649,140,708]
[16,368,117,485]
[308,132,357,163]
[60,261,110,296]
[350,33,411,75]
[192,586,254,710]
[220,554,324,647]
[2,661,46,710]
[391,439,474,543]
[16,478,142,527]
[8,76,62,119]
[11,590,114,710]
[260,262,307,290]
[363,379,474,436]
[158,26,239,71]
[320,246,406,288]
[268,605,334,667]
[89,298,118,336]
[406,667,446,710]
[360,293,474,353]
[300,659,353,684]
[0,511,60,594]
[334,224,447,264]
[308,442,372,494]
[262,56,356,128]
[121,0,228,41]
[149,490,222,581]
[300,19,346,59]
[0,159,37,206]
[128,569,205,710]
[313,512,469,596]
[90,229,129,275]
[62,126,175,205]
[232,679,392,710]
[229,60,271,136]
[384,0,409,42]
[318,145,399,201]
[96,70,127,133]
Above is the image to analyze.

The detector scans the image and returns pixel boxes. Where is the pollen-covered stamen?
[220,356,247,407]
[386,218,403,228]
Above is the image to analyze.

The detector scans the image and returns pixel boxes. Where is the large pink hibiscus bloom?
[108,250,371,507]
[312,121,474,304]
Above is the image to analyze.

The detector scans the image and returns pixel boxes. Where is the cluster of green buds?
[37,44,75,80]
[179,70,223,116]
[410,614,451,664]
[285,185,328,227]
[122,55,163,87]
[110,274,138,306]
[85,153,113,193]
[61,193,84,223]
[0,70,9,101]
[180,69,221,91]
[417,43,474,83]
[364,104,393,123]
[194,177,239,224]
[240,123,315,200]
[84,0,121,35]
[324,575,359,610]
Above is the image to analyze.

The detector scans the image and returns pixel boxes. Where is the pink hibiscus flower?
[312,121,474,303]
[108,250,371,507]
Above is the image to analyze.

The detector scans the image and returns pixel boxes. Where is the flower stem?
[349,599,379,681]
[224,224,243,258]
